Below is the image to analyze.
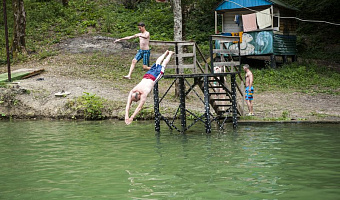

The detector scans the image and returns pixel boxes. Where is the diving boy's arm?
[125,94,146,125]
[125,91,134,124]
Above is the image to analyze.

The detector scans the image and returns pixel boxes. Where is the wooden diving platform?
[151,36,244,133]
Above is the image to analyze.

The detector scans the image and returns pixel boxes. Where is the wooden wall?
[220,6,296,35]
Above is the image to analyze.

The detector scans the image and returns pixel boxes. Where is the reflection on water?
[0,120,339,199]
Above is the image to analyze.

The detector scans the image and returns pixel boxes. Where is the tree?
[172,0,182,42]
[12,0,26,54]
[171,0,183,96]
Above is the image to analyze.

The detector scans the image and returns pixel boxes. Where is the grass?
[253,62,340,95]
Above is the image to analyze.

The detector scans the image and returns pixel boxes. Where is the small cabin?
[214,0,298,66]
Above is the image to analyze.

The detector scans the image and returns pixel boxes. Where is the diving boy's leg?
[142,64,150,71]
[161,51,174,68]
[156,50,169,65]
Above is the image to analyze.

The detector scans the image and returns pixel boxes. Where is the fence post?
[179,77,186,133]
[231,74,238,128]
[203,76,211,133]
[209,36,214,74]
[154,82,160,132]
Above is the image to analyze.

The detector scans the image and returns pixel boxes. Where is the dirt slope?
[0,35,339,122]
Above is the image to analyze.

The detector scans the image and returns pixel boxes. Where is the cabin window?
[273,16,279,31]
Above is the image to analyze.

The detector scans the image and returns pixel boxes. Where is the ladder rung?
[213,104,232,107]
[209,93,227,95]
[211,99,231,101]
[217,108,232,111]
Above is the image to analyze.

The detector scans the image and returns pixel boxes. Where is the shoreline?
[1,36,339,124]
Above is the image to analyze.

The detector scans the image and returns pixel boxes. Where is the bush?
[67,92,106,120]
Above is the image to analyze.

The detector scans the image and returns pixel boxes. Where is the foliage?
[102,0,174,41]
[0,0,175,63]
[182,0,221,44]
[67,92,106,120]
[0,89,19,108]
[280,0,340,61]
[310,111,329,118]
[1,0,339,63]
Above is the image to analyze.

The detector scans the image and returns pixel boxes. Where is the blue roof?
[216,0,298,11]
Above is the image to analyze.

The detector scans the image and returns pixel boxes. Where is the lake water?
[0,120,339,200]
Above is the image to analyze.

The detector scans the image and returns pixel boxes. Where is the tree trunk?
[12,0,26,54]
[172,0,183,97]
[173,0,182,42]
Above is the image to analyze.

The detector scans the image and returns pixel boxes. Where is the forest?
[0,0,339,63]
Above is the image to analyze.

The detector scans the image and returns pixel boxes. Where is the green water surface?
[0,120,339,199]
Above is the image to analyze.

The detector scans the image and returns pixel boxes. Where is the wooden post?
[292,55,297,62]
[231,74,238,128]
[283,55,287,64]
[179,77,186,133]
[221,13,224,33]
[193,43,197,74]
[203,76,211,133]
[154,82,160,132]
[209,36,214,74]
[175,43,180,97]
[175,43,179,74]
[270,54,276,68]
[271,5,274,29]
[3,0,11,82]
[238,39,241,72]
[215,11,218,34]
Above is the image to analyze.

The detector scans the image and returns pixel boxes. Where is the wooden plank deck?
[0,68,44,82]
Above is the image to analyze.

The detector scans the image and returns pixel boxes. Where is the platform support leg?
[282,55,287,64]
[270,54,277,68]
[203,76,211,133]
[179,77,186,133]
[231,74,238,128]
[154,82,160,132]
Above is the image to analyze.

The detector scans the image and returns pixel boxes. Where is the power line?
[225,0,340,26]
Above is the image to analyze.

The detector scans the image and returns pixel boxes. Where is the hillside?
[0,0,339,122]
[0,35,339,122]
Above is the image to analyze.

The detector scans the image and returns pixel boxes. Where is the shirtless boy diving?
[125,50,174,125]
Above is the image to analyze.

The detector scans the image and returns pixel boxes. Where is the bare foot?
[123,75,131,79]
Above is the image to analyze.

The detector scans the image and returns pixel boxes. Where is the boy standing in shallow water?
[114,22,150,79]
[243,64,254,116]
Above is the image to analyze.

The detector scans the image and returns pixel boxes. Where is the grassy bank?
[253,62,340,95]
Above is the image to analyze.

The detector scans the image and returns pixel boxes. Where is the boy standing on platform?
[114,22,150,79]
